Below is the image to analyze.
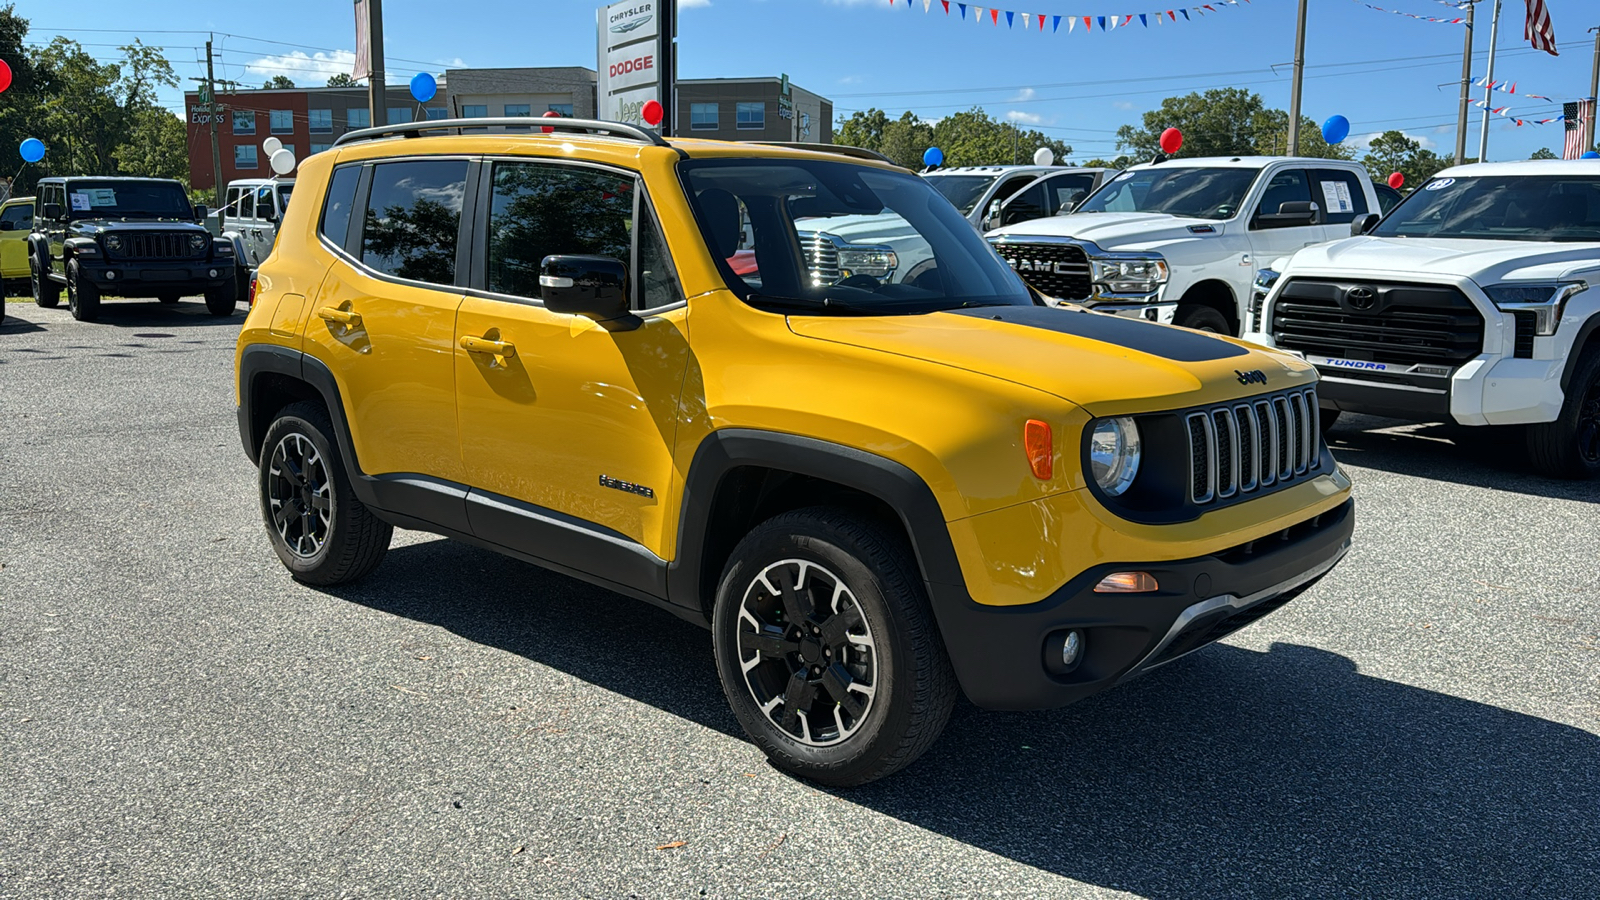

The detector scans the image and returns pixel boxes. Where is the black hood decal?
[946,306,1249,362]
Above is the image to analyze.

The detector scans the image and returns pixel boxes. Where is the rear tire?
[1175,304,1230,334]
[31,256,61,309]
[258,401,393,584]
[1526,347,1600,479]
[66,259,100,322]
[711,507,957,787]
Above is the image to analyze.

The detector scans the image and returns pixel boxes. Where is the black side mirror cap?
[42,202,62,220]
[1351,212,1381,236]
[194,204,209,221]
[539,255,630,321]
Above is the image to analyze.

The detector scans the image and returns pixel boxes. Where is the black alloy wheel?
[31,257,61,308]
[1528,347,1600,479]
[65,259,100,322]
[266,431,333,559]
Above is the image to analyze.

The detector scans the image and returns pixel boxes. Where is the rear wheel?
[1527,347,1600,479]
[66,259,100,322]
[711,507,957,787]
[31,256,61,308]
[1175,304,1230,334]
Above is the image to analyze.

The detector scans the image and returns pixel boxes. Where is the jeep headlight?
[103,234,123,252]
[1089,416,1141,496]
[189,233,208,251]
[1091,257,1169,293]
[1484,282,1587,336]
[836,245,898,280]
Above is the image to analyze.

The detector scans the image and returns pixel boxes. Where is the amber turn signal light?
[1094,571,1159,593]
[1024,419,1052,480]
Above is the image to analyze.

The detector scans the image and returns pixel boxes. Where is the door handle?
[317,307,362,328]
[459,335,517,359]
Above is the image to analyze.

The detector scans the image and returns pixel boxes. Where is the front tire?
[712,508,957,787]
[1175,304,1230,334]
[66,259,100,322]
[1527,347,1600,479]
[31,256,61,308]
[204,282,237,316]
[258,401,392,584]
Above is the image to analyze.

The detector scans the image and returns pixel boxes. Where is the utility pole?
[1477,0,1502,163]
[1588,27,1599,149]
[205,36,223,208]
[1455,1,1477,165]
[1287,0,1308,156]
[367,0,387,128]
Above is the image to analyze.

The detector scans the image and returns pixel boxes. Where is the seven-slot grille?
[1185,387,1321,505]
[112,232,203,260]
[991,240,1093,300]
[799,232,841,284]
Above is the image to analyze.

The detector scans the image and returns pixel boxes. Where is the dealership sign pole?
[598,0,675,134]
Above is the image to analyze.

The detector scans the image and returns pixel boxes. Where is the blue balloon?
[1321,115,1350,146]
[1584,151,1600,159]
[409,72,437,104]
[923,146,944,167]
[19,137,44,163]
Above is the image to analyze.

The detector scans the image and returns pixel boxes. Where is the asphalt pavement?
[2,297,1597,899]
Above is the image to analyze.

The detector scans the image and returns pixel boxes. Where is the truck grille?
[112,232,204,260]
[991,240,1092,300]
[1271,279,1483,366]
[1185,387,1321,505]
[800,232,841,284]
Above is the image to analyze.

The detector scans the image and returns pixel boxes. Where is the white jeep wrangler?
[1247,160,1600,479]
[987,156,1381,335]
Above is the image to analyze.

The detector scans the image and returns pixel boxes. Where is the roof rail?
[749,141,895,165]
[331,117,671,149]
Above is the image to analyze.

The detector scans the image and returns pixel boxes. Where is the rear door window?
[360,159,469,285]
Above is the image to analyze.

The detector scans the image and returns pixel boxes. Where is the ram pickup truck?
[988,157,1382,335]
[1248,160,1600,479]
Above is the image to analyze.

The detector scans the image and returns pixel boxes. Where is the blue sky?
[23,0,1600,161]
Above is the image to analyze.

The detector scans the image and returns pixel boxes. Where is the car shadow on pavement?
[0,300,243,331]
[330,538,1600,898]
[1328,413,1600,503]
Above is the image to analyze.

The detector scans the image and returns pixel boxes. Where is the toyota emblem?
[1346,286,1377,311]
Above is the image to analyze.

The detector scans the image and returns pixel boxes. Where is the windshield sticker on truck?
[86,188,118,207]
[1423,178,1455,191]
[1320,180,1354,214]
[69,192,91,211]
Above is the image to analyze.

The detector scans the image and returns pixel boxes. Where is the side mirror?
[1256,200,1323,229]
[42,202,62,220]
[982,199,1002,232]
[1351,212,1381,236]
[0,221,14,232]
[194,204,208,221]
[539,255,629,321]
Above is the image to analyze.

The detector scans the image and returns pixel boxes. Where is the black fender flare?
[237,344,365,491]
[1560,314,1600,393]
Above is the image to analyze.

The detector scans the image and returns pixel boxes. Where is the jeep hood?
[74,219,207,232]
[988,211,1226,251]
[1288,236,1600,284]
[788,305,1311,413]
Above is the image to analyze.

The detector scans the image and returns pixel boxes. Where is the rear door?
[0,200,32,279]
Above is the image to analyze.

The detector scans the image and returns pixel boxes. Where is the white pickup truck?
[1247,160,1600,479]
[987,156,1382,334]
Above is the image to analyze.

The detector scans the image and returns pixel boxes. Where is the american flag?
[1563,100,1594,159]
[1525,0,1558,56]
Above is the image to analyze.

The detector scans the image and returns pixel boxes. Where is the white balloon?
[269,148,296,175]
[1032,147,1055,167]
[262,136,283,155]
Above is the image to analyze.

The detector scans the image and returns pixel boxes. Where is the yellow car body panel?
[0,197,33,282]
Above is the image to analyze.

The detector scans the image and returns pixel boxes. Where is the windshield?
[65,180,192,219]
[925,174,999,215]
[1077,167,1259,220]
[1373,175,1600,242]
[681,159,1035,315]
[278,184,294,208]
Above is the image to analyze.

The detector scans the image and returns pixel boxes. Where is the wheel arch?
[1176,278,1240,335]
[1559,313,1600,393]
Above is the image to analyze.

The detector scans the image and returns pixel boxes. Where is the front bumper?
[1079,297,1177,325]
[930,497,1354,710]
[77,258,235,293]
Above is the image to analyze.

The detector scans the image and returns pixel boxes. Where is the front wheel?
[32,257,61,308]
[204,282,237,316]
[1526,347,1600,479]
[712,508,957,787]
[1174,304,1230,334]
[66,259,100,322]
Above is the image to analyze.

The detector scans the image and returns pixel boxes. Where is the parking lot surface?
[2,299,1597,899]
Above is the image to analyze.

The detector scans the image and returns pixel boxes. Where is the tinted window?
[638,206,680,310]
[1,203,30,228]
[1043,173,1098,214]
[360,159,468,284]
[1311,169,1369,225]
[1079,167,1257,220]
[1372,175,1600,241]
[485,161,633,299]
[927,174,999,215]
[62,180,191,219]
[1253,169,1313,224]
[319,165,361,247]
[1000,181,1051,226]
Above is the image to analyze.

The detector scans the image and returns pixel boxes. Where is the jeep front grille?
[991,240,1092,300]
[1185,388,1320,505]
[112,232,204,260]
[1271,279,1484,366]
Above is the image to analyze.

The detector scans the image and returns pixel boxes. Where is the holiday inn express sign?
[597,0,668,130]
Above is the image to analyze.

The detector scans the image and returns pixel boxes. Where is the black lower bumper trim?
[1315,374,1452,419]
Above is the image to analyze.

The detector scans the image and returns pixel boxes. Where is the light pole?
[1477,0,1502,163]
[1455,1,1477,165]
[1588,27,1599,150]
[1287,0,1308,156]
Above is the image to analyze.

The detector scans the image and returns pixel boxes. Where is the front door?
[1246,166,1326,268]
[453,158,690,562]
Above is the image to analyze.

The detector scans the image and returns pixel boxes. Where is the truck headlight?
[1091,257,1168,293]
[836,246,898,279]
[1251,268,1281,319]
[103,234,123,252]
[1483,281,1587,336]
[1089,417,1141,497]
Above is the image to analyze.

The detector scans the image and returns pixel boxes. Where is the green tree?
[115,107,189,186]
[263,74,296,89]
[326,72,357,87]
[1361,130,1450,186]
[834,106,1070,168]
[1530,147,1559,160]
[1114,88,1352,160]
[835,108,891,151]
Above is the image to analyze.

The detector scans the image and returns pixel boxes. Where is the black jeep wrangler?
[28,176,239,321]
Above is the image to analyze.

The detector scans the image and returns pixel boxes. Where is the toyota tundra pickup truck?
[1248,160,1600,479]
[988,157,1382,335]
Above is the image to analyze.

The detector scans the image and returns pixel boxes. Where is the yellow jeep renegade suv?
[235,118,1354,786]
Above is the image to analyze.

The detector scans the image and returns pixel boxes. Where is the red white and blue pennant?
[887,0,1254,33]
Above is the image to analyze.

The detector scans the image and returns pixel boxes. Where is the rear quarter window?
[319,165,362,250]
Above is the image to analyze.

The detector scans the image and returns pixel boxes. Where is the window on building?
[347,108,370,129]
[461,104,488,118]
[281,144,296,160]
[233,111,256,135]
[235,145,258,169]
[387,107,411,125]
[270,110,293,134]
[690,103,719,130]
[425,108,448,120]
[319,164,362,248]
[309,143,332,155]
[504,104,531,117]
[736,102,765,130]
[308,109,332,133]
[360,159,469,285]
[547,103,574,117]
[486,161,633,300]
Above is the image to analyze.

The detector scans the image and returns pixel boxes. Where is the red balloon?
[541,110,561,134]
[1159,127,1183,155]
[1387,172,1405,190]
[642,99,664,127]
[0,59,12,95]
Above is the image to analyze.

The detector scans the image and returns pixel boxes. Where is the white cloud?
[838,74,863,85]
[681,0,712,7]
[1113,100,1136,111]
[1006,110,1044,125]
[241,50,462,87]
[1009,87,1036,103]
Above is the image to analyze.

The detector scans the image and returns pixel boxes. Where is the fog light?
[1094,571,1159,593]
[209,268,218,278]
[1061,630,1083,667]
[104,271,116,280]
